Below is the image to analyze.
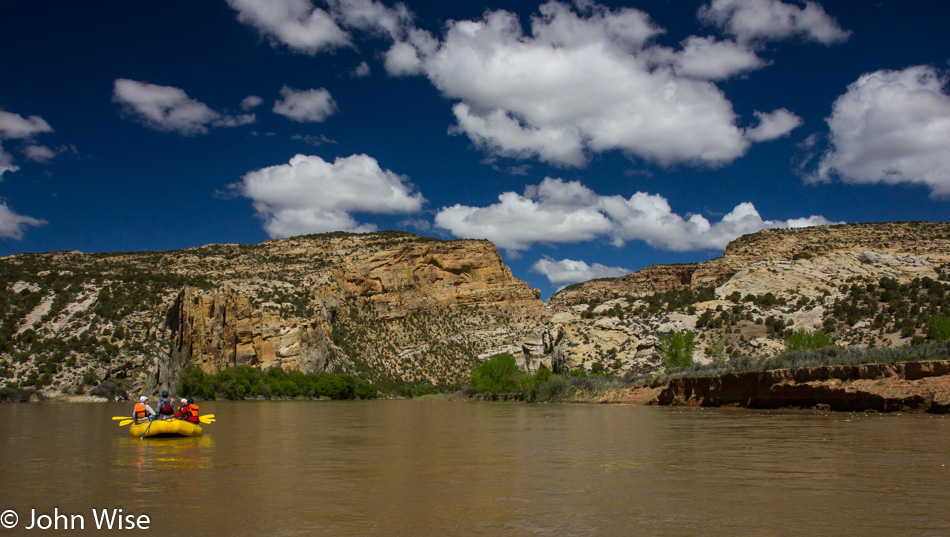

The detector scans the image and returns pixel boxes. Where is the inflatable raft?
[129,418,202,438]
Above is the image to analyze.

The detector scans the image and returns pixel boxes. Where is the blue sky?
[1,0,948,299]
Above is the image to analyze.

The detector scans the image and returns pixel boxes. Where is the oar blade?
[112,416,132,420]
[119,419,134,426]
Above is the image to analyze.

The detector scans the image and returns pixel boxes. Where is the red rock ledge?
[654,361,950,413]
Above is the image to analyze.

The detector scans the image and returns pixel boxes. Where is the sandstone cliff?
[547,222,950,308]
[2,222,949,401]
[0,232,545,397]
[541,222,950,377]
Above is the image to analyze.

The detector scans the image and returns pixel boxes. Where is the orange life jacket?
[186,403,199,421]
[134,402,148,419]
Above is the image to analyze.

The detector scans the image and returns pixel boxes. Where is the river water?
[1,400,948,536]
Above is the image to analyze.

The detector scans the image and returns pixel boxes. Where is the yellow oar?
[112,416,132,420]
[117,415,215,426]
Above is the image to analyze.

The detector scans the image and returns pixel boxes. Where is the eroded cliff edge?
[651,360,950,413]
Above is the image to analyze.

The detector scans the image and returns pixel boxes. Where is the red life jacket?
[134,402,148,419]
[159,400,174,415]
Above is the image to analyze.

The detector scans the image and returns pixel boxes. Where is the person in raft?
[133,396,156,423]
[175,398,200,423]
[156,390,175,419]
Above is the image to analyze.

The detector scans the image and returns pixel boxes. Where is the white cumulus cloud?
[24,145,57,162]
[233,153,425,238]
[226,0,412,55]
[435,177,835,252]
[532,256,630,286]
[0,201,46,240]
[0,109,56,178]
[602,196,832,251]
[435,178,614,251]
[699,0,851,45]
[0,145,17,177]
[745,108,803,142]
[816,65,950,198]
[656,35,767,81]
[329,0,412,40]
[272,86,337,123]
[113,79,255,135]
[351,61,371,78]
[397,1,768,167]
[241,95,264,110]
[384,41,425,77]
[226,0,351,54]
[0,110,53,140]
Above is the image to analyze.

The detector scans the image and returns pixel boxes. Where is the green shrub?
[708,339,726,365]
[784,329,832,351]
[82,369,98,386]
[928,316,950,341]
[659,330,695,369]
[178,365,216,400]
[470,353,521,394]
[176,364,376,400]
[0,386,38,402]
[534,375,568,401]
[534,366,553,384]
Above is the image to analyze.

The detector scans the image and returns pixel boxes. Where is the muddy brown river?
[1,400,948,536]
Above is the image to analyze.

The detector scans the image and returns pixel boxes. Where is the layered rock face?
[165,287,332,375]
[0,232,545,395]
[162,234,545,382]
[542,222,950,376]
[332,239,540,310]
[548,222,950,308]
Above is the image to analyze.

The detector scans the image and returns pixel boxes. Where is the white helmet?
[181,398,187,405]
[139,396,147,403]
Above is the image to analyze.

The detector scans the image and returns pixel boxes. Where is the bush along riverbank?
[178,365,378,400]
[463,341,950,413]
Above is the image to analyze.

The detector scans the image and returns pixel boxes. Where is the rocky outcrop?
[160,234,546,379]
[548,222,950,307]
[165,287,335,375]
[655,361,950,413]
[333,240,541,311]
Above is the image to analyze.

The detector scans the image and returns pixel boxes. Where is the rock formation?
[0,231,547,396]
[1,222,949,400]
[547,222,950,308]
[654,360,950,413]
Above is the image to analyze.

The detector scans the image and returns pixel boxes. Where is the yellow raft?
[129,418,202,438]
